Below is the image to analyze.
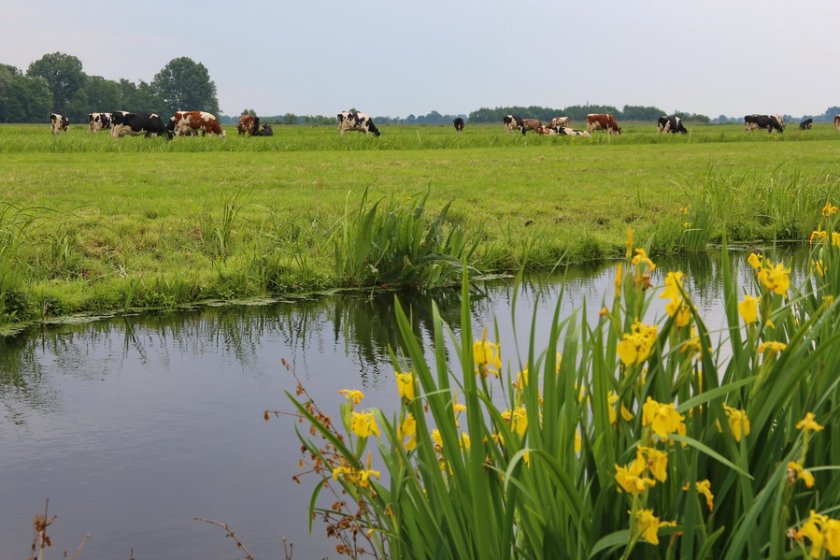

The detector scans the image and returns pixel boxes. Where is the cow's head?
[367,120,381,137]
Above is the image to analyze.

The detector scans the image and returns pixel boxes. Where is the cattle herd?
[45,110,840,138]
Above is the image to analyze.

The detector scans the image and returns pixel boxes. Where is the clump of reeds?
[287,202,840,559]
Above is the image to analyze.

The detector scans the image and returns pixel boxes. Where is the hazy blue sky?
[4,0,839,118]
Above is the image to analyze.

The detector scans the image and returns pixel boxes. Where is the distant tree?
[621,105,666,121]
[81,76,122,112]
[152,57,220,115]
[26,52,85,114]
[822,107,840,122]
[282,113,298,125]
[241,108,257,116]
[0,64,52,122]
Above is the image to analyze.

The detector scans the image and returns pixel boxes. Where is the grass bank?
[1,123,839,329]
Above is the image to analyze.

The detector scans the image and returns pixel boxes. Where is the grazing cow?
[50,113,69,134]
[503,114,523,132]
[550,116,570,129]
[585,113,621,134]
[799,118,813,130]
[167,111,226,137]
[520,118,542,134]
[557,127,591,137]
[111,112,171,138]
[657,115,688,134]
[834,115,840,131]
[453,117,465,132]
[657,115,686,134]
[744,114,784,133]
[88,112,112,132]
[238,115,259,135]
[337,111,380,137]
[535,125,556,135]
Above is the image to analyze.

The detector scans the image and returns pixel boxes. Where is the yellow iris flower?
[635,509,676,545]
[723,404,750,442]
[396,372,415,401]
[757,262,791,296]
[796,412,824,434]
[350,410,380,438]
[738,295,760,324]
[788,461,815,488]
[338,388,365,405]
[642,397,685,438]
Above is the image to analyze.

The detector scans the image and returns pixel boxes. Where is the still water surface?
[0,250,803,558]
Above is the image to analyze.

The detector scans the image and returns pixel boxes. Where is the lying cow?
[586,113,621,134]
[657,115,688,134]
[550,116,570,129]
[168,111,226,137]
[50,113,69,134]
[453,117,465,132]
[238,115,259,135]
[744,114,784,133]
[535,125,556,135]
[253,124,273,136]
[337,111,380,137]
[111,112,171,138]
[799,118,813,130]
[88,112,112,132]
[557,127,591,137]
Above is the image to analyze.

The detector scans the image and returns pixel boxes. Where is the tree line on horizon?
[3,52,840,126]
[0,52,220,124]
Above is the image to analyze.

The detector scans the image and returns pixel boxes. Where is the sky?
[3,0,840,119]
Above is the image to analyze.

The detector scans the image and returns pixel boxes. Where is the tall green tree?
[0,64,52,122]
[26,52,85,114]
[152,57,220,115]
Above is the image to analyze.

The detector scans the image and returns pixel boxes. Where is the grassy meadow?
[1,121,839,329]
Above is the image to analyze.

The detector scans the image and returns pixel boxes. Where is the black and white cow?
[799,118,813,130]
[111,112,171,138]
[744,114,784,133]
[453,117,465,132]
[253,124,273,136]
[337,111,380,136]
[88,112,112,132]
[503,114,523,133]
[657,115,688,134]
[50,113,69,134]
[557,127,591,137]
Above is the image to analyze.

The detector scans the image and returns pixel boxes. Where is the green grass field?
[1,121,838,328]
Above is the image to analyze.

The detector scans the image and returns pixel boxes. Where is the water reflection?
[0,246,810,558]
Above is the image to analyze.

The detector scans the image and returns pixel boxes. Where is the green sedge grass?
[288,204,840,559]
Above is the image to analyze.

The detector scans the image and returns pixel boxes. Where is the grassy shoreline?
[1,123,838,329]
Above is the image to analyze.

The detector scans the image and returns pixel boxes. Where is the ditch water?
[0,248,807,559]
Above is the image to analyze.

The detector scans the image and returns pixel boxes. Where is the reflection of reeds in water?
[0,247,809,404]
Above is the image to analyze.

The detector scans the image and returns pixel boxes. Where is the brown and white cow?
[238,115,259,135]
[337,111,380,136]
[50,113,69,134]
[535,125,556,135]
[167,111,226,137]
[585,113,621,135]
[834,115,840,131]
[550,116,570,129]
